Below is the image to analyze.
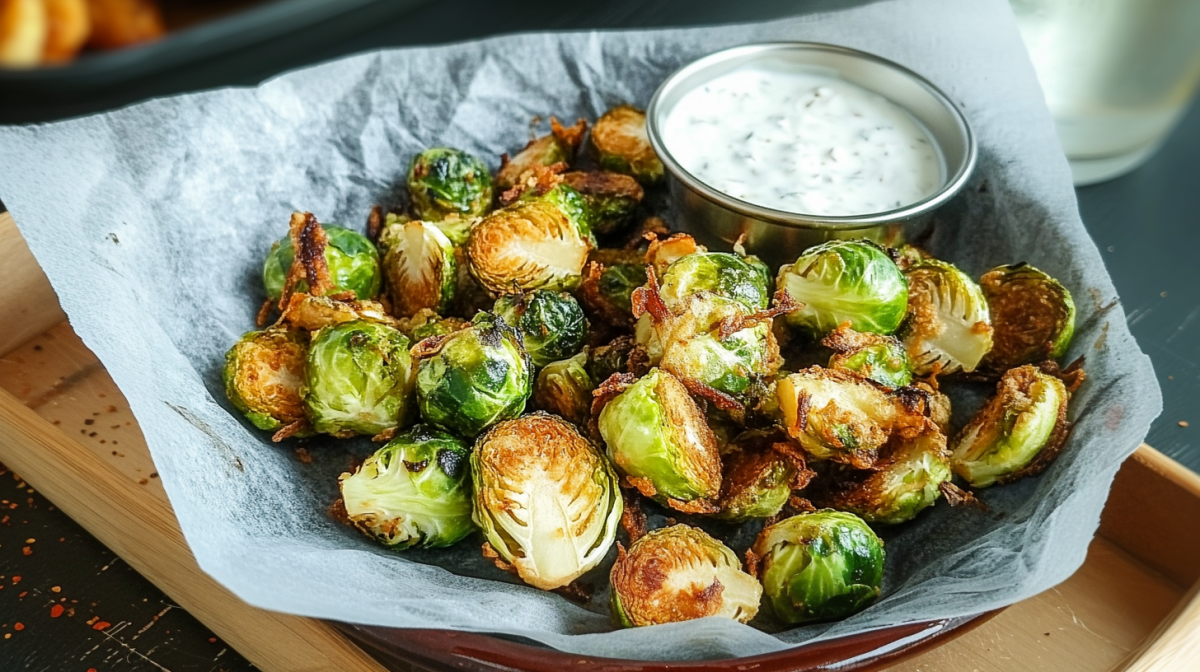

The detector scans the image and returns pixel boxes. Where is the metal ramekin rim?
[646,41,978,229]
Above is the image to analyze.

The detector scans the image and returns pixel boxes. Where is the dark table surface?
[1,0,1195,669]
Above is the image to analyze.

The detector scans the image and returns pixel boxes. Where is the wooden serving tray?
[0,211,1197,671]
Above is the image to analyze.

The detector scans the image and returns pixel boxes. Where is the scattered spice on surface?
[13,623,23,631]
[21,546,31,556]
[49,605,64,618]
[150,472,158,479]
[25,538,34,543]
[84,419,94,426]
[138,479,148,486]
[92,620,111,631]
[1181,421,1191,428]
[208,637,217,644]
[50,586,60,593]
[12,576,21,585]
[294,447,314,465]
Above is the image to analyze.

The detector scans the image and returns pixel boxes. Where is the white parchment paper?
[0,0,1162,660]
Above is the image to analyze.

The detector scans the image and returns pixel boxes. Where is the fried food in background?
[0,0,162,67]
[0,0,47,67]
[86,0,162,50]
[42,0,89,62]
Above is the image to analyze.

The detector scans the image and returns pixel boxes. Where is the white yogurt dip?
[662,64,943,216]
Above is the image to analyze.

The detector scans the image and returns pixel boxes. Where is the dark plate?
[335,611,998,672]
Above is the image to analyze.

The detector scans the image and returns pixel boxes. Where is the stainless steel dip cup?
[646,42,977,267]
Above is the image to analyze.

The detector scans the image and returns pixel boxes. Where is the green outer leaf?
[340,424,475,549]
[757,511,884,624]
[524,184,595,246]
[597,264,645,314]
[416,312,533,438]
[408,148,494,221]
[303,321,414,436]
[262,226,382,301]
[777,240,908,336]
[660,252,771,311]
[830,342,914,389]
[494,291,588,368]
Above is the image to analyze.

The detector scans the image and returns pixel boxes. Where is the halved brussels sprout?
[635,290,779,400]
[659,252,771,312]
[263,224,381,301]
[495,117,587,190]
[408,148,494,221]
[223,328,309,433]
[597,368,722,510]
[822,432,952,524]
[775,367,935,468]
[304,320,414,438]
[339,424,474,549]
[751,511,885,625]
[611,525,761,627]
[516,182,596,246]
[951,364,1070,488]
[377,218,457,318]
[414,311,533,438]
[590,105,664,184]
[495,290,588,368]
[823,323,914,389]
[561,170,644,237]
[901,259,994,376]
[981,263,1076,369]
[472,413,622,590]
[717,430,813,522]
[532,352,593,427]
[776,240,908,337]
[466,201,592,296]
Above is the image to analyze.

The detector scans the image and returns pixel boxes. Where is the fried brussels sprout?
[339,425,474,549]
[580,260,645,331]
[414,311,533,438]
[752,511,885,625]
[586,335,637,382]
[377,218,457,318]
[981,263,1076,369]
[597,368,722,510]
[533,352,593,427]
[395,308,468,342]
[472,413,622,590]
[822,433,952,524]
[775,367,934,468]
[223,328,309,433]
[494,290,588,368]
[717,430,813,522]
[561,171,644,237]
[659,252,771,312]
[591,105,664,184]
[467,201,593,296]
[951,365,1070,488]
[901,259,994,376]
[278,293,397,332]
[408,148,494,222]
[635,290,779,400]
[263,225,381,301]
[495,117,587,190]
[823,323,914,389]
[775,240,908,337]
[611,525,761,627]
[304,321,414,438]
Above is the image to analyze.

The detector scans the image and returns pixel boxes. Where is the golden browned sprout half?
[0,0,47,67]
[496,117,587,190]
[43,0,89,63]
[591,105,664,184]
[86,0,162,50]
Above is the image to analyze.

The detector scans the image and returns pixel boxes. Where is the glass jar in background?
[1010,0,1200,185]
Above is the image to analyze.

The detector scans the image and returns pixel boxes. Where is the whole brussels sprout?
[495,117,587,190]
[751,511,885,625]
[597,368,722,510]
[586,334,638,382]
[659,252,771,312]
[580,260,645,330]
[717,430,812,522]
[981,263,1076,370]
[467,201,592,296]
[494,290,588,368]
[377,218,457,318]
[263,225,381,301]
[610,525,762,627]
[533,352,593,427]
[951,364,1070,488]
[304,320,414,438]
[472,413,622,590]
[561,170,644,237]
[408,148,494,221]
[339,424,474,549]
[223,328,309,434]
[901,259,994,376]
[590,105,664,184]
[775,240,908,337]
[414,311,533,438]
[775,367,935,469]
[823,323,914,389]
[822,433,952,524]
